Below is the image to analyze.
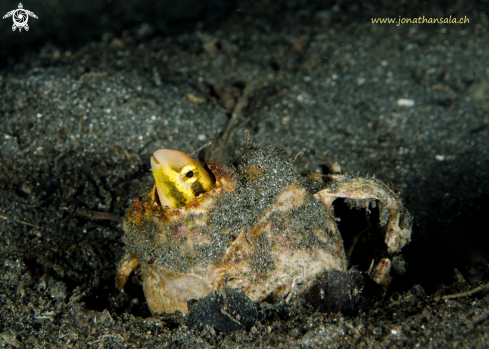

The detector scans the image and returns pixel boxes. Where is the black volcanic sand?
[1,1,489,347]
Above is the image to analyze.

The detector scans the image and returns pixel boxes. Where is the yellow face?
[150,149,215,208]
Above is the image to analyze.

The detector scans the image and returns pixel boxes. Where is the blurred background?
[2,0,487,65]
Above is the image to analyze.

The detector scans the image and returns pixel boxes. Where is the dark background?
[2,0,487,64]
[1,0,488,347]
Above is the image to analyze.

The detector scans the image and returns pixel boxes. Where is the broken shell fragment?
[313,174,412,253]
[118,146,413,315]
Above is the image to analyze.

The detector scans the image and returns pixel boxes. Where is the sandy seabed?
[1,1,489,347]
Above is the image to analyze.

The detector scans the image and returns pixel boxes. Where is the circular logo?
[12,9,28,27]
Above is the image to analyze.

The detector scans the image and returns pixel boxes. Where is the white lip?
[150,155,160,170]
[152,149,188,167]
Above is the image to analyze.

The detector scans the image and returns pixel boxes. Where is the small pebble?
[397,98,415,107]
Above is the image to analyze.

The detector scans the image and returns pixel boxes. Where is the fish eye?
[180,165,199,184]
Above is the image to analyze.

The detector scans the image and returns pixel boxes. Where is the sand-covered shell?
[117,146,412,315]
